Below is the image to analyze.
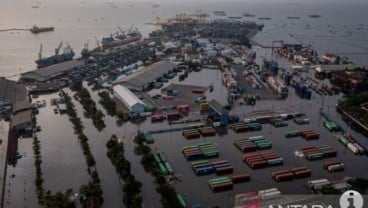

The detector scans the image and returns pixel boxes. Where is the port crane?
[55,41,63,55]
[95,36,101,51]
[145,16,168,31]
[116,25,125,37]
[38,43,43,59]
[190,10,209,24]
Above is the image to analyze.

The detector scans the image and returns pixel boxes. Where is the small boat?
[258,17,271,20]
[243,12,256,17]
[308,14,321,18]
[228,16,242,19]
[287,16,300,19]
[213,11,226,16]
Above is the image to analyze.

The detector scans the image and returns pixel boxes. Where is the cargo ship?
[242,12,256,17]
[258,17,271,20]
[308,14,321,18]
[35,42,75,68]
[213,11,226,16]
[30,25,54,34]
[228,16,242,19]
[101,27,141,49]
[287,16,300,19]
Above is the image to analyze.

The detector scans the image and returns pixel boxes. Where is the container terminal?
[1,11,368,208]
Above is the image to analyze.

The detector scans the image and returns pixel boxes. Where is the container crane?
[190,10,209,24]
[55,41,63,55]
[144,16,168,30]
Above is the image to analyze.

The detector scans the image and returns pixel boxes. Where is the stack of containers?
[198,142,219,159]
[249,136,272,150]
[323,161,345,172]
[231,122,249,133]
[211,160,234,175]
[258,188,281,200]
[271,119,288,128]
[243,151,283,169]
[182,142,219,161]
[182,146,204,161]
[191,160,214,176]
[300,130,320,140]
[182,129,201,139]
[143,133,155,143]
[336,134,365,155]
[234,138,258,152]
[153,153,174,175]
[299,146,337,161]
[295,82,312,99]
[294,118,310,125]
[208,176,233,192]
[247,122,262,131]
[272,167,311,182]
[198,126,216,136]
[191,160,234,176]
[285,130,300,138]
[323,121,339,132]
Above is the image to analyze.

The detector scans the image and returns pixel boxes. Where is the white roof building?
[113,85,145,113]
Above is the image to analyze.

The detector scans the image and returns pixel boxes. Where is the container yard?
[4,9,368,208]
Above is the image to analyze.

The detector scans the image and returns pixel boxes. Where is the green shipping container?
[164,162,174,175]
[177,194,186,208]
[209,176,230,184]
[158,153,167,162]
[153,154,161,164]
[158,163,168,175]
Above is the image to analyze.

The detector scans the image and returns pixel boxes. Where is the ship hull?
[102,34,141,49]
[35,54,74,68]
[31,27,54,34]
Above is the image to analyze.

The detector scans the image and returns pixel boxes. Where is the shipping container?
[195,166,214,176]
[215,166,234,175]
[327,164,344,172]
[209,181,234,192]
[275,173,294,182]
[293,170,311,179]
[164,162,174,175]
[323,161,341,170]
[231,174,251,183]
[177,194,186,208]
[272,170,291,179]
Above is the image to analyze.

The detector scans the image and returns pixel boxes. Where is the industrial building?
[20,60,84,82]
[113,85,146,113]
[0,77,27,107]
[10,110,33,132]
[113,61,177,91]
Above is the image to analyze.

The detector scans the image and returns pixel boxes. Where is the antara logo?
[268,205,334,208]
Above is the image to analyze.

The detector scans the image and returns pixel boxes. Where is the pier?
[0,28,30,33]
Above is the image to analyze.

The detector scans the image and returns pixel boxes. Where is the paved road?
[0,121,9,208]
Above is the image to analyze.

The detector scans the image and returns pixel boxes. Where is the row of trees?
[70,80,106,131]
[98,91,117,116]
[61,90,103,206]
[106,135,142,207]
[134,133,182,208]
[338,92,368,127]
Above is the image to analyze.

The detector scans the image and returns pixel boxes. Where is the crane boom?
[38,43,43,60]
[116,25,125,36]
[55,41,63,55]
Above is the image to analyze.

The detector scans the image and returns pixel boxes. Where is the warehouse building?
[20,60,84,82]
[113,85,145,113]
[113,61,177,91]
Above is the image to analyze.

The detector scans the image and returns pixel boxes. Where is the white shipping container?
[347,143,359,154]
